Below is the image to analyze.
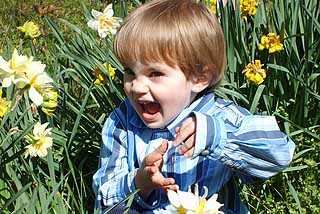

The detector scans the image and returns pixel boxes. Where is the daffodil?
[0,49,54,106]
[258,33,284,53]
[0,49,30,88]
[87,4,122,38]
[17,21,41,38]
[242,60,266,85]
[94,63,116,85]
[41,89,58,116]
[25,122,53,158]
[0,89,10,121]
[240,0,260,19]
[24,63,53,106]
[167,184,224,214]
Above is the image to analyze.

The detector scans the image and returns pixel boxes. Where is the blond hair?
[114,0,226,87]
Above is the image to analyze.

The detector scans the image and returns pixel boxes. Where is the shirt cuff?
[191,112,227,160]
[124,169,161,210]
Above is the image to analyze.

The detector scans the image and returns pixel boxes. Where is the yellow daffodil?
[242,60,266,85]
[258,33,284,53]
[41,89,58,116]
[94,63,116,85]
[197,0,217,14]
[87,4,122,38]
[240,0,260,19]
[25,122,53,158]
[166,184,224,214]
[0,89,10,121]
[0,49,54,106]
[17,21,41,38]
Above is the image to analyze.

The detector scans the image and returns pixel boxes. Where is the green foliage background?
[0,0,319,213]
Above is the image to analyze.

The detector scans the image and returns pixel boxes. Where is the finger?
[145,141,169,165]
[183,148,194,158]
[156,140,169,155]
[144,153,162,165]
[173,117,196,146]
[152,177,175,188]
[178,134,195,156]
[174,118,192,144]
[145,165,159,174]
[180,117,195,130]
[175,126,180,134]
[160,184,179,191]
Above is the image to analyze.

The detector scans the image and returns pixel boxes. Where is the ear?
[190,65,212,93]
[191,75,211,93]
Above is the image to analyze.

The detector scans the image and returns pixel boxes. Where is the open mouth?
[139,101,161,121]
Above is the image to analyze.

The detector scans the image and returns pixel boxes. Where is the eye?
[150,71,163,78]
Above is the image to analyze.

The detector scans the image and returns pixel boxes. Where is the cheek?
[123,82,131,95]
[161,86,192,109]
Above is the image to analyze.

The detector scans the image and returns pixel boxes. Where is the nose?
[130,77,149,94]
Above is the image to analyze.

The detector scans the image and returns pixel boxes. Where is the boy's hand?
[135,140,178,199]
[172,116,196,158]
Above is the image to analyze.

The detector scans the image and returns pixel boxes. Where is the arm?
[93,112,177,212]
[135,140,178,198]
[93,112,136,210]
[191,112,295,183]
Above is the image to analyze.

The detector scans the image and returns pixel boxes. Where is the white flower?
[24,61,53,106]
[167,184,224,214]
[25,122,53,158]
[87,4,122,38]
[0,49,54,106]
[0,49,30,87]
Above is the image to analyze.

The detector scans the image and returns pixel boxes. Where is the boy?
[93,0,295,213]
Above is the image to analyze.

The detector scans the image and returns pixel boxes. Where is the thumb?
[156,140,169,155]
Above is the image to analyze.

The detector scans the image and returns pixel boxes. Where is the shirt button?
[200,149,210,156]
[225,160,233,166]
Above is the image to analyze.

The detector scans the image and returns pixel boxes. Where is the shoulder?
[210,96,251,128]
[105,98,144,130]
[103,99,133,128]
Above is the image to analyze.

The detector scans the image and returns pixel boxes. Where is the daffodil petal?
[103,4,114,17]
[178,190,198,210]
[167,190,181,209]
[29,86,43,106]
[87,20,98,30]
[205,194,224,211]
[91,9,103,18]
[1,76,14,87]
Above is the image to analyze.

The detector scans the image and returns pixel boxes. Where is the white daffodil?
[13,53,53,106]
[0,57,14,87]
[24,61,53,106]
[0,49,53,106]
[87,4,122,38]
[0,49,31,87]
[167,184,224,214]
[25,122,53,158]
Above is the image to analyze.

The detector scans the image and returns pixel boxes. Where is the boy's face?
[124,62,202,128]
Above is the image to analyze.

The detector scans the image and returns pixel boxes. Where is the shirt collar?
[128,93,216,136]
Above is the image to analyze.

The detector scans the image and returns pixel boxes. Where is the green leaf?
[250,85,265,113]
[287,178,302,214]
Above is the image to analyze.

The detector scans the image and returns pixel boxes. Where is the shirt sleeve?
[191,111,295,183]
[93,111,162,212]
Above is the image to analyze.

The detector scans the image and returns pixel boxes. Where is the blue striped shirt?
[93,93,295,213]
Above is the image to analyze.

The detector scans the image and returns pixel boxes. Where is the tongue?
[144,103,160,114]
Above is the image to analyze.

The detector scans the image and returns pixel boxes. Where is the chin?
[144,122,165,129]
[142,118,175,129]
[141,119,168,129]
